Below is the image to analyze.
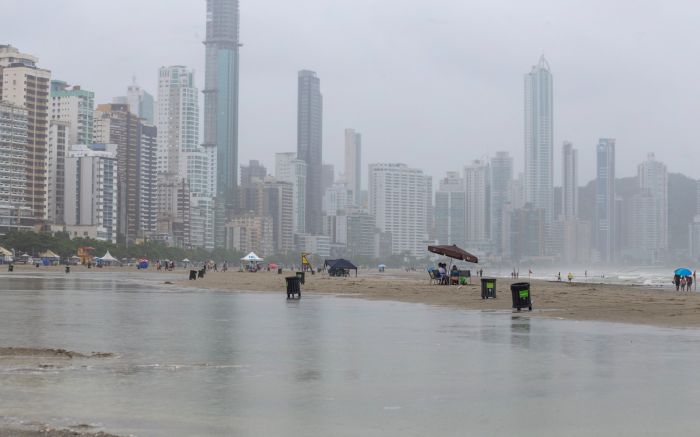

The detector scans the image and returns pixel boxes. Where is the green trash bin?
[296,271,305,285]
[481,278,496,299]
[510,282,532,311]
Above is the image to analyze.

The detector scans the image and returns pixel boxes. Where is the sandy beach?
[174,269,700,328]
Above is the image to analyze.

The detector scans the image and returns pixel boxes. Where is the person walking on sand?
[557,272,561,281]
[674,274,681,291]
[687,275,693,292]
[568,272,573,283]
[681,276,687,292]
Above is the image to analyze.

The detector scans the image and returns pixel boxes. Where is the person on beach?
[438,263,447,284]
[557,272,561,281]
[568,272,573,283]
[674,274,681,291]
[687,275,693,292]
[681,276,687,292]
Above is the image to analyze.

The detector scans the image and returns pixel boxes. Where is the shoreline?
[172,269,700,328]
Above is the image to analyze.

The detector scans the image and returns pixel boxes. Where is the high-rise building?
[346,211,376,258]
[323,183,352,216]
[344,128,362,205]
[0,102,29,216]
[0,45,51,220]
[240,160,267,188]
[524,55,553,224]
[64,144,118,243]
[46,120,68,224]
[490,152,513,256]
[224,213,273,256]
[561,141,578,220]
[156,66,212,248]
[262,178,294,253]
[595,138,616,263]
[93,103,157,244]
[369,163,431,257]
[297,70,323,234]
[204,0,241,243]
[322,163,334,195]
[631,153,668,263]
[434,171,465,247]
[113,77,154,124]
[510,203,545,262]
[275,152,307,234]
[50,80,94,146]
[464,160,490,243]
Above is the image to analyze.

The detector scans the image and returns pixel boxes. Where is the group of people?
[673,272,696,292]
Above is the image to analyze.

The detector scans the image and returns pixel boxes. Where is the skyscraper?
[561,141,578,220]
[0,102,32,233]
[275,152,307,234]
[93,103,157,244]
[297,70,323,234]
[113,77,154,124]
[524,55,553,224]
[434,171,466,247]
[0,45,51,220]
[369,163,431,257]
[464,160,490,243]
[635,153,668,262]
[204,0,241,244]
[490,152,513,255]
[595,138,616,263]
[240,160,267,187]
[344,128,361,205]
[46,120,68,224]
[50,80,94,145]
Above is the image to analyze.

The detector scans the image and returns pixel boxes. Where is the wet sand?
[0,428,120,437]
[174,269,700,328]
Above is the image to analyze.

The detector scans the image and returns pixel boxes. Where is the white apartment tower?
[156,65,213,249]
[561,141,578,220]
[464,160,490,243]
[524,55,554,224]
[50,80,94,146]
[435,171,466,247]
[275,152,307,234]
[490,152,513,255]
[344,128,361,205]
[64,144,118,243]
[637,153,668,256]
[369,163,431,257]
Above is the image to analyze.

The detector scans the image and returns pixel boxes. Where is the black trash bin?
[198,268,205,278]
[296,271,305,285]
[286,276,301,299]
[8,264,13,272]
[65,266,70,274]
[189,270,198,280]
[510,282,532,311]
[481,278,496,299]
[278,267,283,275]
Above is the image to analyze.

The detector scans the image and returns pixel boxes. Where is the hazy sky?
[5,0,700,185]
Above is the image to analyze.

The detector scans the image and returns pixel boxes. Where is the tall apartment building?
[344,128,362,205]
[595,138,616,263]
[64,144,118,243]
[50,80,94,145]
[262,178,294,253]
[561,142,578,220]
[0,102,32,232]
[323,183,352,216]
[156,65,212,248]
[224,213,272,256]
[524,55,554,224]
[93,103,157,244]
[204,0,241,244]
[490,152,513,255]
[240,159,267,187]
[0,44,51,220]
[690,181,700,261]
[346,211,376,258]
[464,160,490,243]
[630,153,668,263]
[275,152,306,234]
[113,77,154,124]
[46,120,68,224]
[297,70,323,234]
[369,163,431,257]
[434,171,466,247]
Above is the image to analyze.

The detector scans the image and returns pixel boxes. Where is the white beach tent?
[99,251,119,264]
[241,252,263,262]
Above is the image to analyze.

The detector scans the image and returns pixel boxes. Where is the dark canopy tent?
[324,259,358,277]
[427,244,479,264]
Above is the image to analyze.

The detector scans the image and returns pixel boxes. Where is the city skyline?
[5,1,700,183]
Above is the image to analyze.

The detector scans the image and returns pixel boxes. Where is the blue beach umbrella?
[674,268,693,277]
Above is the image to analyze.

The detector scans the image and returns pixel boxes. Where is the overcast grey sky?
[5,0,700,184]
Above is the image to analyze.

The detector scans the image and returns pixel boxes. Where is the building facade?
[297,70,323,234]
[464,160,490,243]
[369,163,431,257]
[595,138,616,263]
[50,80,94,146]
[0,45,51,220]
[524,55,554,224]
[0,102,30,232]
[46,120,68,224]
[490,152,513,256]
[434,171,466,247]
[64,144,118,243]
[344,128,362,205]
[561,141,578,220]
[275,152,306,234]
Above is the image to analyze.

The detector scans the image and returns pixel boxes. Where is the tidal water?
[1,271,700,436]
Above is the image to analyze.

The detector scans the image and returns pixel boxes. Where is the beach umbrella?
[674,268,693,276]
[427,244,479,264]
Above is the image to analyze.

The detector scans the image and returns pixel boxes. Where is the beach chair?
[428,270,441,285]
